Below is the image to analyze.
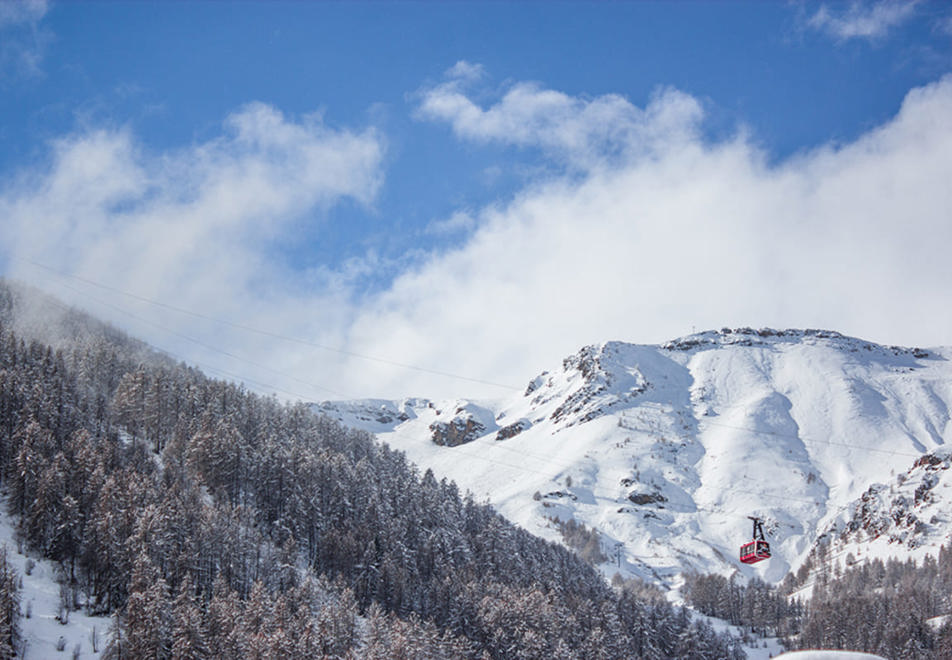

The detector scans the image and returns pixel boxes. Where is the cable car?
[739,516,770,564]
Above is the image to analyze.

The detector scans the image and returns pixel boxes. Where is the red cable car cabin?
[739,516,771,564]
[739,539,771,564]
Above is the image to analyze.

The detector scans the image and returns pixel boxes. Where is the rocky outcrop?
[839,451,952,548]
[627,491,668,506]
[430,416,485,447]
[496,418,531,441]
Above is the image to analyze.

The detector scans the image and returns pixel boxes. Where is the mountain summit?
[319,328,952,589]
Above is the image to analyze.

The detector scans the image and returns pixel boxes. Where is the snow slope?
[0,504,107,658]
[791,446,952,594]
[317,329,952,589]
[774,652,887,660]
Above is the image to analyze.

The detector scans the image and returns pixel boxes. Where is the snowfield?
[318,329,952,591]
[0,504,107,658]
[774,651,888,660]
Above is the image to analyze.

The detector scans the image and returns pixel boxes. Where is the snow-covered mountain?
[316,328,952,591]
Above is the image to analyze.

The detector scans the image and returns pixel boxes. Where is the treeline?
[682,573,801,639]
[685,540,952,659]
[791,543,952,659]
[547,516,607,565]
[0,280,744,659]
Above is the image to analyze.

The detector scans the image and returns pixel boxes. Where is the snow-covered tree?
[0,547,20,660]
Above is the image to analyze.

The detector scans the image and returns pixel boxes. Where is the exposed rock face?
[545,343,650,427]
[662,326,930,359]
[430,416,485,447]
[496,418,531,441]
[839,451,952,548]
[628,491,668,506]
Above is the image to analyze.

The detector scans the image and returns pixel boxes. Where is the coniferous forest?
[684,540,952,658]
[0,279,743,659]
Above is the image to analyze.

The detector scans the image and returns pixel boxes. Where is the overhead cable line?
[47,277,354,400]
[699,418,922,459]
[21,259,522,392]
[34,290,328,402]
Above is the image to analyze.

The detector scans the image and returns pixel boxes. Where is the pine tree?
[170,577,207,660]
[144,372,170,453]
[0,547,20,660]
[237,580,273,658]
[124,550,172,659]
[26,450,70,554]
[9,418,49,518]
[112,368,148,442]
[101,611,125,660]
[203,574,239,659]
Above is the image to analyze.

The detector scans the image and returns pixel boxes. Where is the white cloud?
[939,13,952,36]
[417,62,703,170]
[334,73,952,399]
[808,0,918,41]
[444,60,485,84]
[0,0,49,78]
[0,0,46,28]
[4,104,382,293]
[1,102,385,400]
[425,210,476,236]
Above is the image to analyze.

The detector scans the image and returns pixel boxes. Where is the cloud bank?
[4,69,952,401]
[340,69,952,398]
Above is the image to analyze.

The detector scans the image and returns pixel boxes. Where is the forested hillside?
[0,280,742,659]
[684,540,952,659]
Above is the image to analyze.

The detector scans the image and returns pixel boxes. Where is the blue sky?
[2,1,952,400]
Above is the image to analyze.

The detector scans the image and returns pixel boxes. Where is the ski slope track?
[316,328,952,591]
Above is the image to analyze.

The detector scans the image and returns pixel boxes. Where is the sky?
[2,0,952,402]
